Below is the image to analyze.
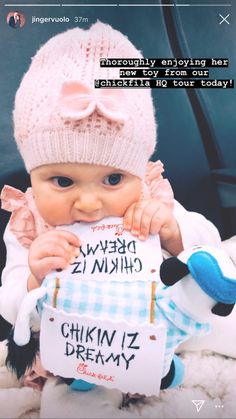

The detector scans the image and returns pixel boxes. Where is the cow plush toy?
[6,238,236,395]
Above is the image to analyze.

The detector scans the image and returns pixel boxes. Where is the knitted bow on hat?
[59,81,127,123]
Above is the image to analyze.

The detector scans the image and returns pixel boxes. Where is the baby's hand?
[123,198,183,255]
[28,230,81,290]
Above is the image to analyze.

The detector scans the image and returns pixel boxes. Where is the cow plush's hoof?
[161,354,185,389]
[168,355,185,388]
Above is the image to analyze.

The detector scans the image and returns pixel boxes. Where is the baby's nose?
[74,192,102,213]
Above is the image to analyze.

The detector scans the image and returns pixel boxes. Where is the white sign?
[52,217,162,282]
[40,304,167,396]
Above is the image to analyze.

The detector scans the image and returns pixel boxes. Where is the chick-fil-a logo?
[77,362,114,382]
[90,223,124,237]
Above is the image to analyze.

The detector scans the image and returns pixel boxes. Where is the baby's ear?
[160,257,189,286]
[211,302,235,317]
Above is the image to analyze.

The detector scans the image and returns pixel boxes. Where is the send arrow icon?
[192,400,205,413]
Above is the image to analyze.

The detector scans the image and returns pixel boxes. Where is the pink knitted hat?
[13,22,157,178]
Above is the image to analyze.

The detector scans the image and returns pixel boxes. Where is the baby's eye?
[103,173,123,186]
[52,177,74,188]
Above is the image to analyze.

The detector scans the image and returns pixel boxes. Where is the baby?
[0,22,221,408]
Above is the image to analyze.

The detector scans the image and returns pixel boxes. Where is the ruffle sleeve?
[1,185,52,249]
[143,160,174,208]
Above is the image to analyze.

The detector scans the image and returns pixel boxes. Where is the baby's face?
[30,163,142,226]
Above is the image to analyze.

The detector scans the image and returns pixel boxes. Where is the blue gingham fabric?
[38,276,210,376]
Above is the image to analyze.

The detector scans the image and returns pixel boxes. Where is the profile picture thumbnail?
[7,11,25,29]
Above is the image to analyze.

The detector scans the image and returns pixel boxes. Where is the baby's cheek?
[126,183,142,208]
[34,201,61,225]
[119,195,140,216]
[141,180,151,199]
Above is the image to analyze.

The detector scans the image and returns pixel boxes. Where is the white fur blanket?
[0,344,236,419]
[0,236,235,418]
